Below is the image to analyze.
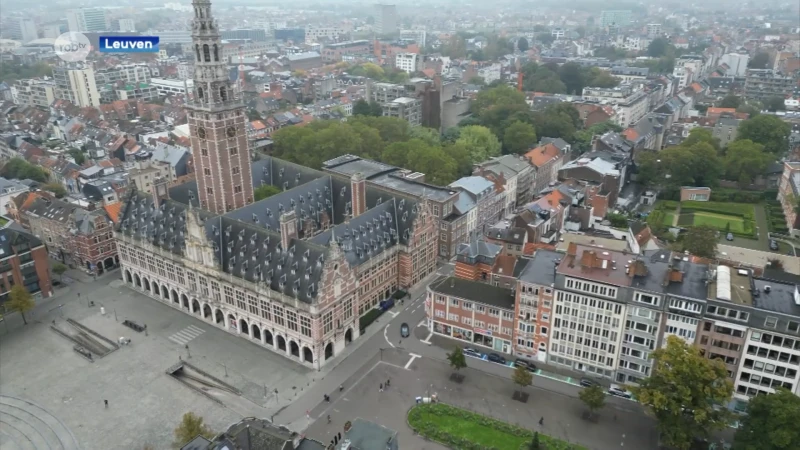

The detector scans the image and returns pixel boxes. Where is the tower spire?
[186,0,254,214]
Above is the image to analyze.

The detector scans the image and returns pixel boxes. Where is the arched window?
[197,87,203,100]
[203,44,210,62]
[220,87,227,102]
[195,45,201,62]
[213,44,219,62]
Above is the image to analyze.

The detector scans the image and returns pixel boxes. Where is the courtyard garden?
[647,200,757,238]
[408,403,585,450]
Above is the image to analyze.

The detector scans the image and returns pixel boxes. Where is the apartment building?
[645,24,662,38]
[744,69,797,102]
[53,65,100,107]
[150,78,194,96]
[304,26,346,43]
[712,116,741,149]
[514,251,560,362]
[374,4,398,36]
[428,276,516,354]
[67,8,109,32]
[399,29,426,47]
[581,84,649,127]
[395,53,419,74]
[94,64,152,85]
[382,97,422,126]
[441,192,477,258]
[600,10,631,28]
[12,78,56,109]
[321,40,371,62]
[8,18,38,44]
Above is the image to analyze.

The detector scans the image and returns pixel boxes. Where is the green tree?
[736,114,791,155]
[471,84,528,119]
[442,35,467,58]
[748,52,770,69]
[719,95,742,109]
[43,182,66,198]
[518,37,529,52]
[173,412,215,448]
[724,139,772,186]
[407,144,458,185]
[352,99,372,116]
[382,140,415,167]
[442,127,461,143]
[350,116,410,143]
[368,101,383,117]
[408,127,442,147]
[254,184,281,201]
[68,148,86,165]
[361,63,385,80]
[529,432,541,450]
[578,384,606,419]
[52,262,68,282]
[683,128,720,151]
[605,212,628,228]
[443,142,473,176]
[682,225,719,259]
[733,387,800,450]
[447,347,467,374]
[512,365,533,393]
[456,125,501,164]
[6,285,35,325]
[764,96,786,112]
[502,121,537,154]
[631,335,733,450]
[0,62,52,83]
[647,37,670,57]
[557,62,586,94]
[1,158,48,182]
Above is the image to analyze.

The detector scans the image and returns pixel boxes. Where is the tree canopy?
[512,365,533,390]
[1,158,48,182]
[6,285,35,325]
[748,52,770,69]
[456,125,502,164]
[520,62,620,95]
[733,388,800,450]
[636,130,723,189]
[681,225,719,259]
[352,99,383,117]
[719,95,742,109]
[502,121,537,154]
[254,184,281,201]
[518,37,529,52]
[647,38,670,57]
[578,384,606,418]
[447,347,467,372]
[723,139,773,187]
[736,115,791,155]
[173,412,215,448]
[631,335,733,450]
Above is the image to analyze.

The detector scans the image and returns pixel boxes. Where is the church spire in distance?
[186,0,254,214]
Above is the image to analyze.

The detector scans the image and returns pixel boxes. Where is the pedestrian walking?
[104,400,108,408]
[538,417,543,426]
[386,379,391,387]
[379,383,383,392]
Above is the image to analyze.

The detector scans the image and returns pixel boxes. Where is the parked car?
[726,233,734,241]
[580,378,600,388]
[463,347,482,359]
[487,353,506,365]
[608,384,633,399]
[514,359,537,372]
[400,322,410,338]
[769,240,779,251]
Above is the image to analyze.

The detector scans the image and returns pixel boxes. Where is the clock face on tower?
[227,126,236,137]
[197,127,206,139]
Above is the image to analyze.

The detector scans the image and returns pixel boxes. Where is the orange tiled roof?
[251,120,266,130]
[689,82,703,93]
[622,128,639,141]
[523,243,556,255]
[524,143,560,167]
[104,202,122,224]
[706,107,736,116]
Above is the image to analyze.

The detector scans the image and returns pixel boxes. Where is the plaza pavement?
[303,349,660,450]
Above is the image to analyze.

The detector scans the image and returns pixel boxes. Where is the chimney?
[152,176,170,208]
[350,172,366,218]
[279,210,297,249]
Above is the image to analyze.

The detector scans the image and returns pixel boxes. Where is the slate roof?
[449,176,494,199]
[23,197,81,225]
[428,275,516,310]
[456,239,502,264]
[0,227,43,258]
[118,191,198,256]
[150,143,189,167]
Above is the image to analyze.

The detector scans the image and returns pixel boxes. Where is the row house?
[449,176,505,235]
[778,162,800,238]
[525,142,567,196]
[0,227,53,305]
[21,196,118,274]
[428,242,800,411]
[440,191,477,259]
[473,154,533,212]
[559,157,621,221]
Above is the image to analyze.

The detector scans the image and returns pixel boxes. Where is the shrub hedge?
[407,403,585,450]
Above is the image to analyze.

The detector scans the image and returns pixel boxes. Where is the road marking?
[416,319,426,328]
[388,311,398,318]
[168,325,205,345]
[383,325,395,348]
[421,332,433,344]
[409,353,421,358]
[404,354,420,369]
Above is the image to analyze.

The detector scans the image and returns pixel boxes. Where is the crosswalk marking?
[168,325,205,345]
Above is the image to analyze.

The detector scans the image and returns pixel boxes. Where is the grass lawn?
[663,212,675,226]
[408,403,585,450]
[691,212,746,233]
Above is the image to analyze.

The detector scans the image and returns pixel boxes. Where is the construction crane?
[237,46,245,96]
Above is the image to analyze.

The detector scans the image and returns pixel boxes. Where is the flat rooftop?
[556,233,629,253]
[428,276,516,310]
[519,250,562,286]
[752,278,800,316]
[708,266,753,306]
[322,155,457,202]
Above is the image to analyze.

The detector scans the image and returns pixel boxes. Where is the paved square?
[0,280,321,450]
[303,350,659,450]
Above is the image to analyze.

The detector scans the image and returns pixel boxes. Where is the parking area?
[0,279,317,450]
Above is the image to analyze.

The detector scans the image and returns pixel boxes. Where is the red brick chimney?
[350,172,366,218]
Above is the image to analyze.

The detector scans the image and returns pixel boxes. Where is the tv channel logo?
[99,36,160,53]
[54,32,92,62]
